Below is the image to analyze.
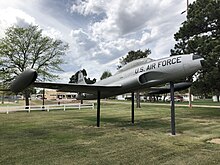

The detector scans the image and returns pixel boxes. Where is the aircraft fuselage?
[77,54,203,99]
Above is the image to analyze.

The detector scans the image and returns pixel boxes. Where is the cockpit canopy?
[116,57,155,74]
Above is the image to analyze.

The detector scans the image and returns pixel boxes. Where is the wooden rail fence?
[0,103,94,114]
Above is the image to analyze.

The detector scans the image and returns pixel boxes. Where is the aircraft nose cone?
[192,54,204,67]
[193,54,203,60]
[200,58,205,67]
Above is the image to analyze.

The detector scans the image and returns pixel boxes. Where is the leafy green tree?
[171,0,220,101]
[0,68,11,104]
[118,49,151,108]
[100,71,112,80]
[0,25,69,106]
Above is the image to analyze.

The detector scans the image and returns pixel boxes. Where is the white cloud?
[0,7,36,36]
[70,28,97,51]
[71,0,105,16]
[42,27,63,40]
[70,0,187,63]
[71,0,184,39]
[0,0,189,80]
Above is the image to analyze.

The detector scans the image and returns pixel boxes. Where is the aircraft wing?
[9,69,122,94]
[33,82,122,94]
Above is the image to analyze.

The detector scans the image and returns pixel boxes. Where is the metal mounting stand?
[131,92,135,124]
[97,90,101,127]
[170,82,176,135]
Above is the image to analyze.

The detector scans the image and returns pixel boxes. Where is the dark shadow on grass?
[181,107,220,119]
[24,128,49,137]
[83,116,170,130]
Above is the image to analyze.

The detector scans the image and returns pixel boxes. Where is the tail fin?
[77,71,87,84]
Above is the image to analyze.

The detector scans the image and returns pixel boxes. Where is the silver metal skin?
[10,54,204,99]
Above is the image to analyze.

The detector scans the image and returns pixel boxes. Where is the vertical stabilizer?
[77,71,86,84]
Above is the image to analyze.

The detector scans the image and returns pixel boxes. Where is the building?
[36,89,77,100]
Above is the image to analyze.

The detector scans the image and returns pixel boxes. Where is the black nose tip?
[193,54,203,60]
[200,59,205,67]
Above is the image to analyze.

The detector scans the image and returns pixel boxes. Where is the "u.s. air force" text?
[135,56,181,74]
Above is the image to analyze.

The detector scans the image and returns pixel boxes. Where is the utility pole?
[186,0,192,108]
[187,0,189,15]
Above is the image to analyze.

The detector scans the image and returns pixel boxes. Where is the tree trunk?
[1,91,4,104]
[163,94,167,102]
[188,76,193,108]
[24,89,30,109]
[42,88,45,109]
[1,80,5,104]
[136,91,141,108]
[188,87,192,108]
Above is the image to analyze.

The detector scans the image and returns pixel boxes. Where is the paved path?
[98,100,220,109]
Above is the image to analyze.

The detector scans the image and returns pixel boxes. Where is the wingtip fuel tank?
[10,69,37,93]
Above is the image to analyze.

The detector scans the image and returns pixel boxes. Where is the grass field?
[0,102,220,165]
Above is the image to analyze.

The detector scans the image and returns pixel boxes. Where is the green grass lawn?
[0,103,219,165]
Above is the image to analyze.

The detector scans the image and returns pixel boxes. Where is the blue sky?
[0,0,191,82]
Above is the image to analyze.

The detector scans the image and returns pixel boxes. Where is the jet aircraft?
[9,54,204,131]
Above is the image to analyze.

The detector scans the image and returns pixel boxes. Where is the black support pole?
[42,88,45,109]
[131,92,135,124]
[170,82,176,135]
[97,90,101,127]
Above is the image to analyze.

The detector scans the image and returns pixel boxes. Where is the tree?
[0,68,11,104]
[100,71,112,80]
[0,25,69,106]
[171,0,220,101]
[118,49,151,108]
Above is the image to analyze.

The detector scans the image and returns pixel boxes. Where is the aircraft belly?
[76,76,141,100]
[76,90,127,100]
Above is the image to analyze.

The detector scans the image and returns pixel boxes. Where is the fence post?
[6,106,9,114]
[64,105,66,111]
[79,103,81,110]
[47,106,50,112]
